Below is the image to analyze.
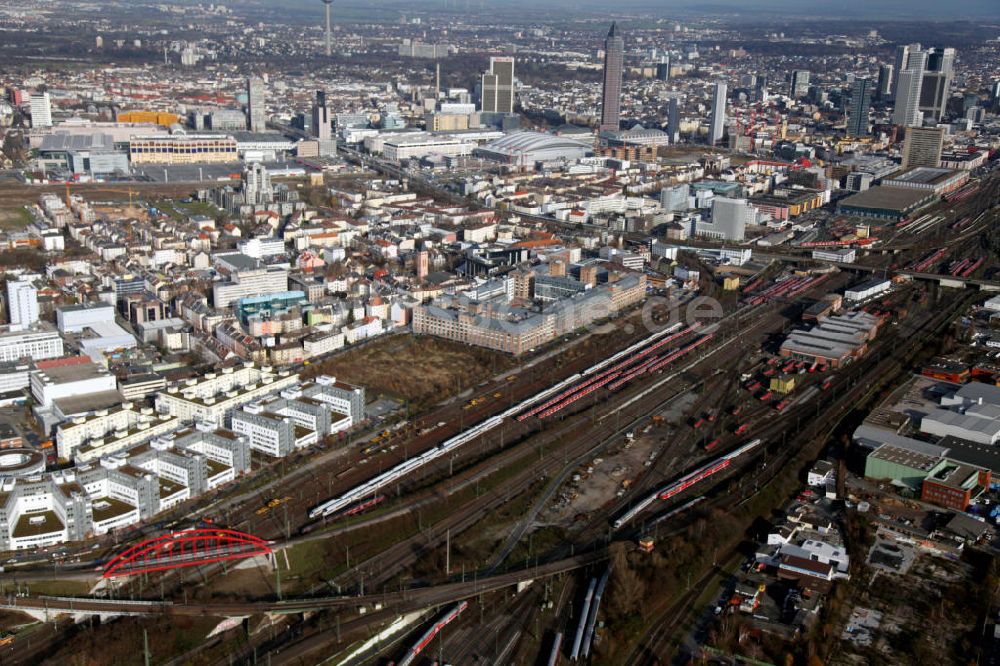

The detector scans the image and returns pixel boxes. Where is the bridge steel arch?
[102,529,272,578]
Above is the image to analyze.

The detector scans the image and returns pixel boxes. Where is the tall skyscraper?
[847,78,873,137]
[599,23,624,133]
[876,64,894,100]
[667,95,681,143]
[655,58,670,82]
[891,43,921,98]
[708,82,727,145]
[481,57,515,114]
[246,77,266,132]
[29,92,52,128]
[243,163,273,204]
[754,74,769,103]
[706,197,751,241]
[789,70,811,98]
[311,90,331,140]
[7,280,38,330]
[893,64,926,128]
[902,126,944,170]
[992,80,1000,106]
[322,0,334,57]
[919,47,955,122]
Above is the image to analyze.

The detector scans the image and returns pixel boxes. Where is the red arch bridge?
[102,529,273,578]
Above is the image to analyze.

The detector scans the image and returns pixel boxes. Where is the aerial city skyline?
[0,1,998,664]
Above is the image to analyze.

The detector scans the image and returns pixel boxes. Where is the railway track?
[619,290,977,665]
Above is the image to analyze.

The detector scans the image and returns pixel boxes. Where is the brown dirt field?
[303,335,517,408]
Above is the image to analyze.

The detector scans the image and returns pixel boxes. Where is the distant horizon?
[271,0,1000,20]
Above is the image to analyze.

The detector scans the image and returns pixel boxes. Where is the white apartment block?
[0,329,63,363]
[56,403,181,462]
[6,280,39,330]
[154,363,299,426]
[213,267,289,308]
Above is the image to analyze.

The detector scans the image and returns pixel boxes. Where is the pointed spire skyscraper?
[599,22,624,133]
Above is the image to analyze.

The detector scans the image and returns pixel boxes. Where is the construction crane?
[63,181,139,210]
[63,182,142,243]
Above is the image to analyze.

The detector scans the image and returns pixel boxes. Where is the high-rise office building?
[700,197,752,241]
[991,80,1000,106]
[655,58,670,82]
[752,74,768,103]
[599,23,624,133]
[919,47,955,122]
[29,92,52,128]
[893,66,925,128]
[891,43,922,98]
[311,90,331,140]
[481,57,515,114]
[246,77,266,132]
[708,82,727,145]
[667,95,681,143]
[243,163,273,205]
[902,126,945,170]
[876,64,894,100]
[6,280,38,330]
[790,70,811,98]
[847,78,873,137]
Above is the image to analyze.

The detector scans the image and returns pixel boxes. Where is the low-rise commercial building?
[129,135,239,165]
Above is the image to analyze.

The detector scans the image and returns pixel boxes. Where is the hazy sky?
[279,0,1000,19]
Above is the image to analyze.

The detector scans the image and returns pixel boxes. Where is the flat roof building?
[129,135,238,165]
[836,186,936,222]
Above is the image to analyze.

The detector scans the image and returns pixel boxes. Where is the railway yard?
[1,167,1000,666]
[4,163,995,664]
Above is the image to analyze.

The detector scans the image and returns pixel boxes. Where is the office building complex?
[30,92,52,128]
[129,135,238,165]
[902,126,945,170]
[6,280,38,330]
[213,263,289,309]
[847,78,873,137]
[599,23,625,133]
[246,76,266,132]
[708,82,727,145]
[413,275,646,355]
[481,57,515,115]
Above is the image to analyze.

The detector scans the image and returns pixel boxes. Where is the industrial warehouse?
[779,310,883,368]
